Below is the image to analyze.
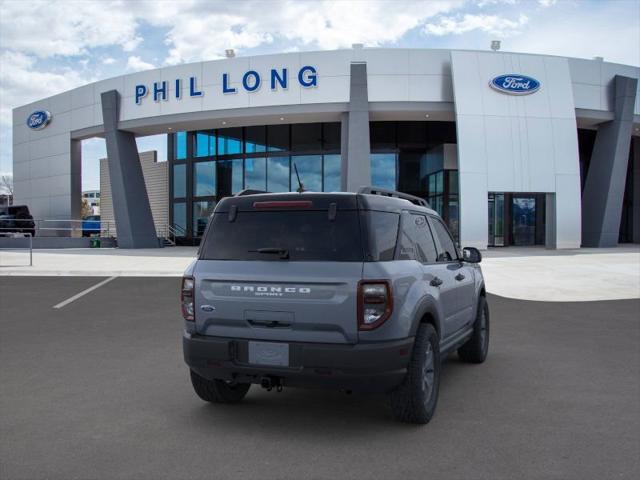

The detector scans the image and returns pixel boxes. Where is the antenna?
[293,163,305,193]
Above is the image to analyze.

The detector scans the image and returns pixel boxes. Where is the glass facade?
[169,122,341,241]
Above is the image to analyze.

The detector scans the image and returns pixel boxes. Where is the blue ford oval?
[26,110,52,130]
[490,74,540,95]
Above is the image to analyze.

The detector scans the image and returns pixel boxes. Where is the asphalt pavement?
[0,277,638,480]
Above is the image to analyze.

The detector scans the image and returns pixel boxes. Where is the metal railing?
[163,223,187,246]
[0,218,116,237]
[0,232,33,266]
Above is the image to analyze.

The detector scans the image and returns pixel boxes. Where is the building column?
[582,75,638,247]
[101,90,159,248]
[632,136,640,243]
[341,62,371,192]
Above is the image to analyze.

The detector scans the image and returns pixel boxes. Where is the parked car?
[82,215,101,237]
[181,188,489,424]
[0,205,35,237]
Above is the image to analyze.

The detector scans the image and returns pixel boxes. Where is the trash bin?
[90,238,101,248]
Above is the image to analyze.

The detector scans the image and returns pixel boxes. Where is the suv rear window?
[200,210,363,261]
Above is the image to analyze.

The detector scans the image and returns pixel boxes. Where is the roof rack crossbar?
[234,189,270,197]
[358,186,430,208]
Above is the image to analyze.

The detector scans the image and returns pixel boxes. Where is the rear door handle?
[455,273,465,281]
[430,277,443,287]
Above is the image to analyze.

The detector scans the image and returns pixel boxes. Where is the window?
[194,161,216,197]
[194,131,215,157]
[173,202,186,234]
[175,131,187,160]
[217,159,243,195]
[201,211,363,262]
[323,123,341,151]
[244,157,267,191]
[430,217,458,262]
[173,164,186,198]
[245,126,267,153]
[398,214,438,263]
[217,128,242,155]
[292,123,322,151]
[323,154,341,192]
[371,153,396,190]
[193,200,216,237]
[362,211,399,261]
[291,155,321,191]
[267,157,290,192]
[267,124,289,152]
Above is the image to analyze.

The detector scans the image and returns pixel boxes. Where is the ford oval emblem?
[26,110,52,130]
[490,74,540,95]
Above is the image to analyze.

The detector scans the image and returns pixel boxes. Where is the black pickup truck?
[0,205,36,237]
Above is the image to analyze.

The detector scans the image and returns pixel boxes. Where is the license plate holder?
[248,341,289,367]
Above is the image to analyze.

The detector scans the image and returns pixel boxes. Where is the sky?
[0,0,639,192]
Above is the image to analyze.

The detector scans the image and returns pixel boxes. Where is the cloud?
[0,0,142,58]
[126,55,155,72]
[424,13,529,37]
[102,57,117,65]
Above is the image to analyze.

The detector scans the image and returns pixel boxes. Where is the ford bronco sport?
[182,187,489,424]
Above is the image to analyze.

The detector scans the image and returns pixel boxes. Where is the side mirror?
[462,247,482,263]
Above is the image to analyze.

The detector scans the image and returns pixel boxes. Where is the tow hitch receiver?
[260,376,284,392]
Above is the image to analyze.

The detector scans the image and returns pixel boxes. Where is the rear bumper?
[183,333,414,393]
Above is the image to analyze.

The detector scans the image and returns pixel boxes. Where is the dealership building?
[11,47,640,249]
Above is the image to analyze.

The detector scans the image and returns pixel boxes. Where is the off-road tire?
[457,295,490,364]
[189,370,251,404]
[390,323,440,424]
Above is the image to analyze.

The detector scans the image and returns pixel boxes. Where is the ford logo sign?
[26,110,52,130]
[490,74,540,95]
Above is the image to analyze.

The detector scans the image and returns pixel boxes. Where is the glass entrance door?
[512,197,536,246]
[488,193,505,246]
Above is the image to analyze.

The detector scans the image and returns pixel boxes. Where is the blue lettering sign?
[26,110,52,130]
[270,68,287,90]
[242,70,261,92]
[222,73,236,94]
[135,85,148,104]
[189,76,203,97]
[490,74,540,95]
[153,81,167,102]
[298,66,317,87]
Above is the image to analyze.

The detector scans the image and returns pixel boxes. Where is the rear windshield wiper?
[248,247,290,260]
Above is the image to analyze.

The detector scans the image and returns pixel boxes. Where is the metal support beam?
[101,90,159,248]
[341,62,371,192]
[581,75,638,247]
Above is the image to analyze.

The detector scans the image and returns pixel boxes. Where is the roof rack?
[358,186,430,208]
[234,189,269,197]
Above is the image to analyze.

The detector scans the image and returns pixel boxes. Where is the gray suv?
[182,188,489,424]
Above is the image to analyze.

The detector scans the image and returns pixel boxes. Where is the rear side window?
[361,211,399,261]
[430,217,458,262]
[399,213,438,263]
[200,210,363,261]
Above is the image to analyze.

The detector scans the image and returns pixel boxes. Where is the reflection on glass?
[291,155,322,191]
[217,128,242,155]
[175,131,187,160]
[370,153,396,190]
[245,158,266,191]
[448,170,459,195]
[267,125,289,152]
[217,159,243,195]
[195,131,215,157]
[193,200,216,237]
[267,157,290,192]
[194,161,216,197]
[173,164,186,198]
[323,154,341,192]
[245,126,267,153]
[173,202,186,234]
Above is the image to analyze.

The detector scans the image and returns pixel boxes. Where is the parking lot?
[1,276,639,480]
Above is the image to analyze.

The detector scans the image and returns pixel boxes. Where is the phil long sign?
[135,65,318,105]
[490,74,540,95]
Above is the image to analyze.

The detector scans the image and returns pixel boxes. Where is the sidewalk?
[1,245,638,302]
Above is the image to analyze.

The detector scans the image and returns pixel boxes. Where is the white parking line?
[53,276,118,309]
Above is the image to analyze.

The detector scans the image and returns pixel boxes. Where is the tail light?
[181,276,195,321]
[358,280,393,330]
